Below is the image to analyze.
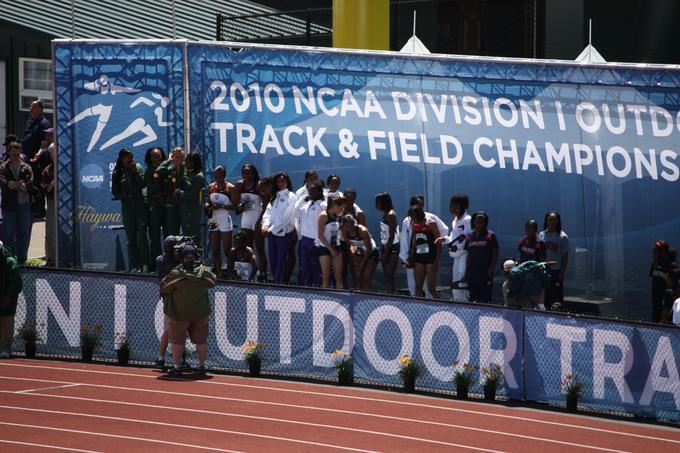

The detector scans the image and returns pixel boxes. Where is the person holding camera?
[160,244,216,376]
[0,141,35,264]
[111,148,148,273]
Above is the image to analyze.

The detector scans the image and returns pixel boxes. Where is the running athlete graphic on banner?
[67,74,173,153]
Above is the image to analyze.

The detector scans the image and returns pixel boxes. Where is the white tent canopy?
[399,35,430,54]
[575,44,606,64]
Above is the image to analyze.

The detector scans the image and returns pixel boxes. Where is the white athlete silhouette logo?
[67,75,173,152]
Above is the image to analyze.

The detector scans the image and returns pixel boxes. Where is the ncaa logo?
[81,164,105,189]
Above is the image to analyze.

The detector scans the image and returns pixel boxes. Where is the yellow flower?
[242,346,249,353]
[81,324,89,333]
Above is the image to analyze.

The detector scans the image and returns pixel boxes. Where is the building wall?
[0,20,54,138]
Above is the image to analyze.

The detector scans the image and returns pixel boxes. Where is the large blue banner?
[53,41,186,269]
[53,41,680,316]
[187,43,680,317]
[13,268,680,420]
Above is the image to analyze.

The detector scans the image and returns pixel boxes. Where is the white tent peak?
[400,35,430,54]
[575,44,606,64]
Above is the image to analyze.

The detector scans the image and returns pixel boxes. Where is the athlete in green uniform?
[144,146,167,271]
[111,148,149,273]
[159,147,185,236]
[176,152,205,249]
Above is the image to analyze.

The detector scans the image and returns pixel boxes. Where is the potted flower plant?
[80,324,101,362]
[17,320,43,359]
[561,373,585,411]
[453,361,475,399]
[115,332,130,365]
[481,364,503,401]
[242,340,265,377]
[397,355,421,393]
[331,350,353,386]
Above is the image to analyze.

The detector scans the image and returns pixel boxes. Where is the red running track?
[0,360,678,452]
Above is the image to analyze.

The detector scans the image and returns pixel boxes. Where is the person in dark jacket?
[22,101,51,219]
[111,148,148,273]
[0,142,34,263]
[0,242,23,358]
[145,146,167,271]
[41,144,57,267]
[177,152,205,250]
[156,147,185,236]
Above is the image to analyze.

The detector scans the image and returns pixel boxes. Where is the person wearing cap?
[0,141,35,264]
[155,235,180,368]
[464,211,498,304]
[41,143,57,267]
[0,242,23,359]
[503,258,549,310]
[160,244,216,375]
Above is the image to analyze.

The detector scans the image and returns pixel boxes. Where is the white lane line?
[0,421,244,453]
[0,407,382,453]
[16,383,81,394]
[2,363,678,445]
[0,439,100,452]
[0,388,623,452]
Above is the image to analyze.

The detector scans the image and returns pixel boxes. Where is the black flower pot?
[484,384,496,401]
[566,393,578,411]
[403,376,416,393]
[24,341,36,359]
[456,383,469,399]
[81,345,94,362]
[249,360,261,377]
[117,348,129,365]
[338,369,352,386]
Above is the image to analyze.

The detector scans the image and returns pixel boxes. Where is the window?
[19,58,53,112]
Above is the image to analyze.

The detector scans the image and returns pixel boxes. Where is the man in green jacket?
[160,244,215,375]
[0,242,23,358]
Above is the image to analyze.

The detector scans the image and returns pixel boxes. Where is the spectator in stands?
[0,142,34,264]
[0,241,22,359]
[144,147,167,271]
[293,180,325,286]
[340,213,378,291]
[518,219,545,263]
[650,241,678,322]
[112,148,148,273]
[161,244,216,376]
[178,152,205,249]
[262,172,296,283]
[539,211,570,310]
[41,143,57,267]
[255,176,273,281]
[436,194,471,302]
[22,101,50,219]
[375,192,400,293]
[155,235,180,368]
[316,195,347,289]
[400,194,449,297]
[205,165,236,277]
[408,205,442,299]
[227,231,258,281]
[464,211,498,303]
